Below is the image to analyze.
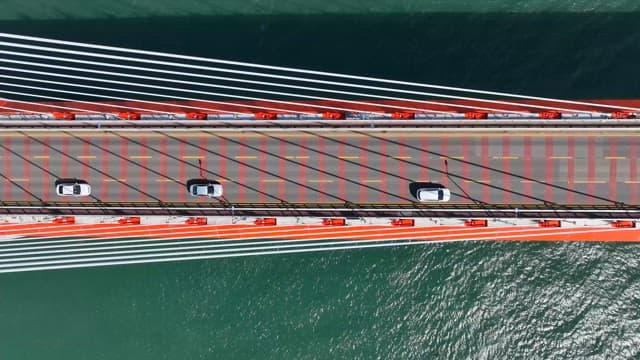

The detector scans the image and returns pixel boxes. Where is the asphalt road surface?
[0,129,637,205]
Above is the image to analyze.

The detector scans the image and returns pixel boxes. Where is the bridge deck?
[1,129,638,205]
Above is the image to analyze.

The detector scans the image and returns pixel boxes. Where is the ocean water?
[3,242,640,359]
[2,1,640,358]
[2,1,640,99]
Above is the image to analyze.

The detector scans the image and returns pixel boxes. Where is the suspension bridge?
[1,32,640,273]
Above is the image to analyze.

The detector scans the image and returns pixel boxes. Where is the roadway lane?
[0,130,638,204]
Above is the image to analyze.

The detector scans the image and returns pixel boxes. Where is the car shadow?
[409,181,445,200]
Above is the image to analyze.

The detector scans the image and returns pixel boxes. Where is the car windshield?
[73,184,81,195]
[438,190,443,200]
[207,185,214,194]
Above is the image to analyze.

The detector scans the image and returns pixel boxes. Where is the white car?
[186,179,223,198]
[416,185,451,202]
[55,179,91,197]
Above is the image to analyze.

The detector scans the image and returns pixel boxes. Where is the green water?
[2,1,640,358]
[2,2,640,99]
[3,243,640,358]
[2,0,640,19]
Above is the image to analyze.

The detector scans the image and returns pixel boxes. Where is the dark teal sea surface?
[2,1,640,358]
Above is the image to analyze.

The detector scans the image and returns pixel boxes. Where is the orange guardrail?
[465,219,488,227]
[539,219,562,227]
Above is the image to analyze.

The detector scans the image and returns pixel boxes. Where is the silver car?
[55,178,91,197]
[186,179,223,198]
[416,185,451,202]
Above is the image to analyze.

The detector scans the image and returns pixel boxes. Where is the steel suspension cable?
[0,50,607,114]
[1,32,638,111]
[1,35,635,113]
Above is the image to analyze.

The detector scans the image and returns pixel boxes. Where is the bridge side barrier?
[539,219,561,227]
[391,218,415,226]
[465,219,488,227]
[254,217,277,226]
[322,218,346,226]
[185,217,208,225]
[611,220,635,228]
[1,110,637,122]
[52,216,75,224]
[118,216,141,224]
[2,201,640,221]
